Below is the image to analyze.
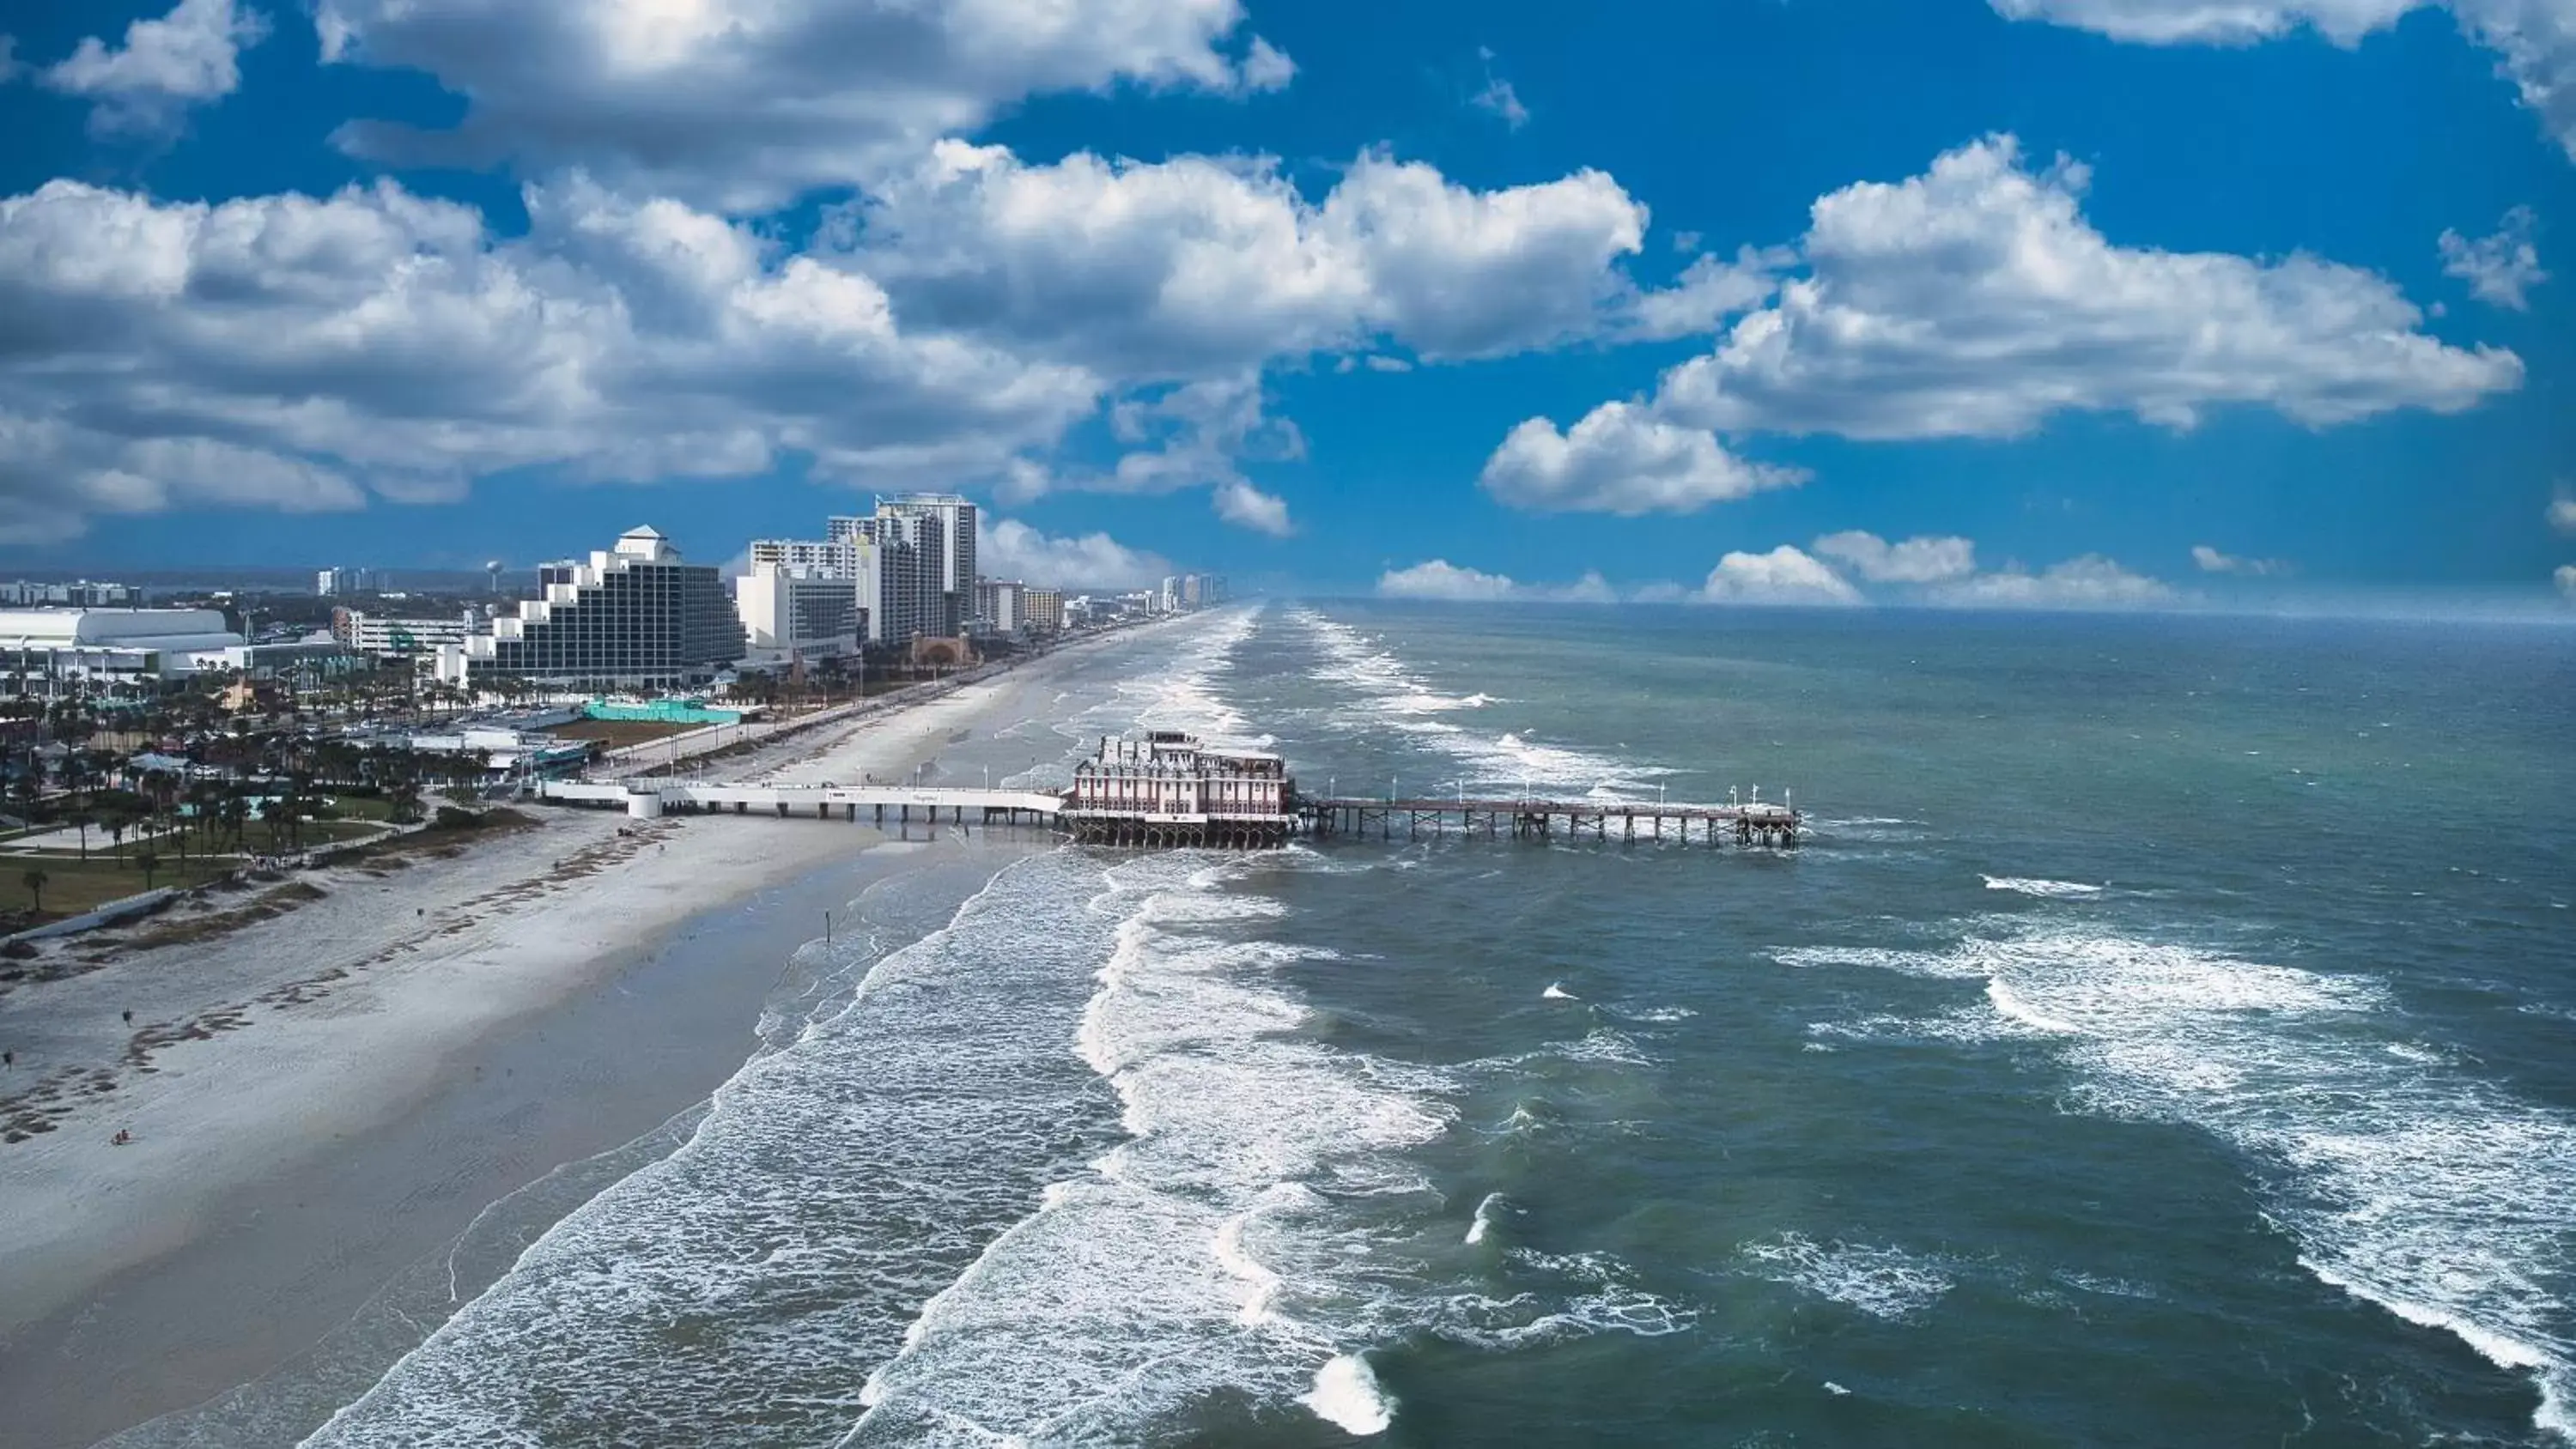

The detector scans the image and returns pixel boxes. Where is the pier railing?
[1300,797,1800,847]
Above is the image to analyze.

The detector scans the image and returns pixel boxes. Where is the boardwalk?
[1303,796,1801,847]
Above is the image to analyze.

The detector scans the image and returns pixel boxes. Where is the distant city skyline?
[3,2,2573,607]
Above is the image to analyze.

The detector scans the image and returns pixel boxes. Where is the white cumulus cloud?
[977,518,1171,590]
[1376,561,1626,602]
[2440,206,2550,308]
[1697,545,1867,605]
[2551,491,2576,532]
[1935,554,2177,607]
[1648,136,2520,440]
[2191,543,2290,574]
[1379,560,1522,601]
[1212,478,1293,536]
[853,142,1655,372]
[1623,246,1794,341]
[1480,401,1809,515]
[2558,563,2576,597]
[39,0,269,136]
[314,0,1294,210]
[1989,1,2576,162]
[1814,530,1979,583]
[0,176,1099,543]
[0,125,1687,542]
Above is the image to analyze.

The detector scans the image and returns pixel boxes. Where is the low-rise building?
[334,608,477,660]
[0,608,246,696]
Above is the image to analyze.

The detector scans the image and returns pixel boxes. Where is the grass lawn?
[547,718,695,749]
[3,852,238,923]
[294,818,396,846]
[325,794,399,822]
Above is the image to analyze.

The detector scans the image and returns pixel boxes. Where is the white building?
[975,578,1024,634]
[873,494,977,636]
[736,561,861,657]
[1064,731,1295,846]
[337,609,476,660]
[746,494,976,646]
[0,608,246,695]
[442,526,744,690]
[316,567,389,597]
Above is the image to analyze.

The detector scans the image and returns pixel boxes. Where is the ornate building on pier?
[1064,731,1295,847]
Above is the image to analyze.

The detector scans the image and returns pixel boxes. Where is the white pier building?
[1064,731,1297,846]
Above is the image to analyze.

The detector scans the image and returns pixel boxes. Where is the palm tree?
[137,849,161,891]
[21,867,46,915]
[220,790,249,854]
[387,778,424,825]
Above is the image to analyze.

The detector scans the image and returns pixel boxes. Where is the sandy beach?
[0,641,1127,1449]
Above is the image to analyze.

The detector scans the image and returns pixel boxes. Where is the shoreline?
[0,629,1145,1449]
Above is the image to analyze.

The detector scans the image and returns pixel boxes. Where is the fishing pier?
[1302,794,1799,847]
[533,731,1800,849]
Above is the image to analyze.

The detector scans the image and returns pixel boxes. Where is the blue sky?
[3,0,2571,606]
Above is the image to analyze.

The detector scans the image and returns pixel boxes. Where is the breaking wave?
[1789,925,2576,1440]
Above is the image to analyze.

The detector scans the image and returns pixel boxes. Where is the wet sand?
[0,640,1131,1449]
[0,851,915,1449]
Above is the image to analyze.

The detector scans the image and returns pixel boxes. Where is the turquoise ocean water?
[125,603,2576,1446]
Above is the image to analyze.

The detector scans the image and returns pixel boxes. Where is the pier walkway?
[539,779,1066,827]
[1303,797,1801,847]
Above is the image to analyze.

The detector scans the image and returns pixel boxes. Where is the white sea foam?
[1417,1249,1696,1349]
[1804,924,2576,1440]
[1546,1027,1656,1067]
[851,826,1467,1442]
[1301,1354,1394,1435]
[1740,1233,1957,1321]
[1289,606,1668,795]
[1982,875,2105,899]
[1465,1191,1517,1246]
[1542,982,1578,1001]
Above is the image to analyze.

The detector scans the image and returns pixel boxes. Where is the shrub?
[432,805,483,831]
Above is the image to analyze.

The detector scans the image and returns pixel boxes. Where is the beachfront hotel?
[440,526,743,690]
[746,493,978,646]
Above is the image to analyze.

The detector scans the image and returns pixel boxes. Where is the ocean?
[132,602,2576,1446]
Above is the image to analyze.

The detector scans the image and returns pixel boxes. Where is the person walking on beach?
[121,1009,132,1027]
